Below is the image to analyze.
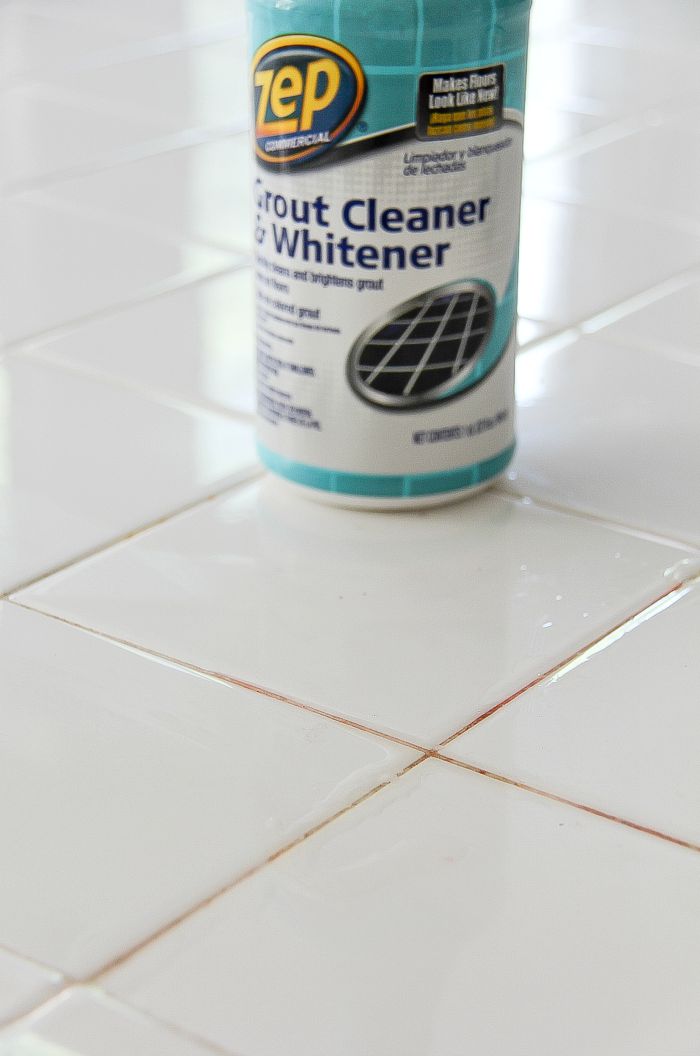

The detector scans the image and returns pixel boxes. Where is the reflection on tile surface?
[0,989,219,1056]
[17,479,694,745]
[518,196,700,329]
[105,761,700,1056]
[0,357,257,593]
[0,602,413,976]
[0,197,235,344]
[39,133,253,252]
[594,275,700,360]
[0,949,61,1027]
[526,122,700,229]
[27,268,256,416]
[448,584,700,847]
[511,333,700,544]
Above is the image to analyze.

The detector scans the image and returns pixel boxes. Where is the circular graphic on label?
[252,35,366,167]
[348,281,496,411]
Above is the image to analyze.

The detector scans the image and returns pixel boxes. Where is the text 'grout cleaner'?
[248,0,532,508]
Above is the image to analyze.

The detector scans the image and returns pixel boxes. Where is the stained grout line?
[436,580,691,749]
[87,755,428,985]
[5,599,426,755]
[0,466,263,602]
[436,755,700,855]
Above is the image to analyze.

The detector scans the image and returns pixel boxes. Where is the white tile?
[38,37,250,134]
[0,85,166,190]
[0,950,61,1027]
[525,122,700,229]
[0,197,235,344]
[518,196,700,329]
[446,584,700,848]
[562,0,700,52]
[595,276,700,361]
[0,602,412,976]
[517,316,552,348]
[510,333,700,545]
[0,357,257,593]
[40,134,253,253]
[0,989,218,1055]
[29,0,246,38]
[105,759,700,1056]
[16,478,695,746]
[525,36,697,119]
[0,3,140,86]
[523,104,605,161]
[27,269,256,416]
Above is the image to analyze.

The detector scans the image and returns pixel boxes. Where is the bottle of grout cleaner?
[248,0,532,508]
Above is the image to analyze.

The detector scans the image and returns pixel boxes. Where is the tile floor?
[1,1,699,1053]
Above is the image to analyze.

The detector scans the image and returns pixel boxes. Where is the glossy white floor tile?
[0,356,257,594]
[104,760,700,1056]
[523,104,605,160]
[0,2,142,86]
[0,989,219,1056]
[26,268,256,416]
[0,85,181,191]
[29,0,246,39]
[510,333,700,545]
[517,196,700,330]
[594,275,700,360]
[0,602,413,977]
[526,121,700,230]
[40,134,253,253]
[446,583,700,848]
[37,37,249,135]
[17,479,695,746]
[525,37,697,119]
[0,196,236,344]
[1,0,698,1048]
[559,0,700,51]
[0,950,61,1027]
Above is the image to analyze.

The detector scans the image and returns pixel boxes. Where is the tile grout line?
[5,579,700,1006]
[497,482,700,554]
[86,755,428,986]
[3,257,251,357]
[0,466,264,602]
[0,984,236,1056]
[14,344,255,428]
[1,119,250,199]
[5,599,426,755]
[435,580,690,749]
[436,755,700,855]
[0,261,249,356]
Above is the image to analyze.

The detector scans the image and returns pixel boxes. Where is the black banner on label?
[417,65,504,141]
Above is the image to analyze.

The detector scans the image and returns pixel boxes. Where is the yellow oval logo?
[252,35,366,167]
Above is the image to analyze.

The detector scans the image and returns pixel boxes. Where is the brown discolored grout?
[8,600,427,754]
[89,754,428,985]
[2,467,263,602]
[436,754,700,855]
[436,580,690,749]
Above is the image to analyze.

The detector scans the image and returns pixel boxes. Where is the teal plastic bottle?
[248,0,532,507]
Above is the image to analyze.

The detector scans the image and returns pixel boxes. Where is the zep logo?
[252,35,366,167]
